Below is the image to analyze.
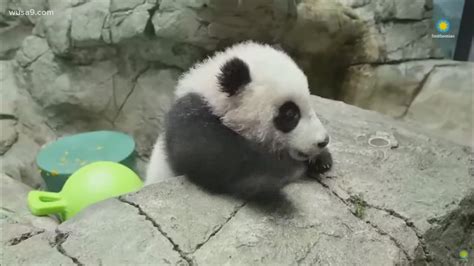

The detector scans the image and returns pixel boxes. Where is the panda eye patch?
[274,101,301,133]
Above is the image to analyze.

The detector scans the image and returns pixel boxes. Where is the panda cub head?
[176,41,329,161]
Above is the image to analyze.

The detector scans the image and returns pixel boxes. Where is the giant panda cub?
[145,41,333,199]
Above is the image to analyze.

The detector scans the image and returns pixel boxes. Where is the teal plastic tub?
[36,131,136,192]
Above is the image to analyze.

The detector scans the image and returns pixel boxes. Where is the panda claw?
[306,149,333,176]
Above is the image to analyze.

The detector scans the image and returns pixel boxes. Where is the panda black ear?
[218,57,251,96]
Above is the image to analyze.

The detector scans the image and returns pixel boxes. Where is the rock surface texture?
[1,0,473,265]
[2,96,472,265]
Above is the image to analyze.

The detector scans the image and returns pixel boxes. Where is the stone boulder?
[341,60,473,146]
[280,0,443,99]
[0,173,58,231]
[0,60,57,187]
[404,63,473,146]
[0,64,18,154]
[0,173,62,265]
[2,96,471,265]
[0,19,32,60]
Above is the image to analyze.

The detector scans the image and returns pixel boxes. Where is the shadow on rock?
[246,191,298,218]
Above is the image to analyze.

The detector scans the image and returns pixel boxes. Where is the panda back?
[164,93,303,196]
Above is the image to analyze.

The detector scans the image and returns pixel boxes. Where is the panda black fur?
[146,42,333,199]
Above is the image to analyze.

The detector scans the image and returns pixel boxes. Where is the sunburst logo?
[436,19,450,33]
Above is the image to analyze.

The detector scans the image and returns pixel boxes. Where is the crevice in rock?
[1,206,16,213]
[110,0,147,13]
[379,17,431,24]
[64,14,72,53]
[118,197,194,265]
[100,13,111,44]
[70,1,87,8]
[144,4,160,38]
[44,120,57,133]
[397,64,436,118]
[296,240,318,265]
[365,218,412,260]
[356,195,430,261]
[20,49,49,69]
[351,0,371,9]
[192,202,246,253]
[7,230,45,246]
[386,32,429,54]
[348,56,447,67]
[314,179,413,262]
[151,60,187,72]
[1,48,20,60]
[0,20,11,28]
[424,0,433,11]
[0,114,17,120]
[399,63,460,118]
[53,229,84,266]
[111,73,119,110]
[92,71,120,121]
[112,66,150,123]
[361,203,432,261]
[348,195,416,261]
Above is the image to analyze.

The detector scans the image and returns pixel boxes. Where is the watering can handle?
[28,191,66,216]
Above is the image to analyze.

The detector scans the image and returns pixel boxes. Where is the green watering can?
[28,161,143,221]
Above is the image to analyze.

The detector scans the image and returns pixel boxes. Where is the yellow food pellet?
[459,250,469,259]
[51,170,59,176]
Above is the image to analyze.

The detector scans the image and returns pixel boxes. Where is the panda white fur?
[145,41,332,199]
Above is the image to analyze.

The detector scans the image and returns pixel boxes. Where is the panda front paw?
[306,149,333,177]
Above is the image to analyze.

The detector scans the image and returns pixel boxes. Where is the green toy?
[28,161,143,221]
[36,131,136,192]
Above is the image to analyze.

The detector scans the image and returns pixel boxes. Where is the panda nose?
[317,135,330,148]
